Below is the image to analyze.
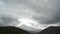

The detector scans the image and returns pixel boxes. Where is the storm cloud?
[32,0,60,24]
[0,15,19,26]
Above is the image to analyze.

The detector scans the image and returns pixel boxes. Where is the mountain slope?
[39,26,60,34]
[0,26,31,34]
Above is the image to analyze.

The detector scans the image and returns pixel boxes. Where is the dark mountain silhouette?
[39,26,60,34]
[0,26,31,34]
[0,26,60,34]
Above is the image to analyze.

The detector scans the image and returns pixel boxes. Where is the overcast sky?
[0,0,60,33]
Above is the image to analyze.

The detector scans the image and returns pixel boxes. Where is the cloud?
[0,0,42,33]
[32,0,60,24]
[17,25,41,33]
[0,15,19,26]
[0,0,60,33]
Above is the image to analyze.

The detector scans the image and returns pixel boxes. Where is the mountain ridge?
[0,26,31,34]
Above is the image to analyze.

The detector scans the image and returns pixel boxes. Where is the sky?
[0,0,60,33]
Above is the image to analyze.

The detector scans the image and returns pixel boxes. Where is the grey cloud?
[32,0,60,24]
[0,0,41,33]
[0,0,60,26]
[1,0,60,24]
[0,0,60,33]
[0,15,19,26]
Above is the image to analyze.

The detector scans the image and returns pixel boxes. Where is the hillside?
[0,26,31,34]
[39,26,60,34]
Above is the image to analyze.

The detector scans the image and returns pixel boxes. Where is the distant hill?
[0,26,31,34]
[0,26,60,34]
[39,26,60,34]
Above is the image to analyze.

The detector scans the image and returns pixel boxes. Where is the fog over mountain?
[0,0,60,33]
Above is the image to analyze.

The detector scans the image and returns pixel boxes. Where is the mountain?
[0,26,60,34]
[0,26,31,34]
[39,26,60,34]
